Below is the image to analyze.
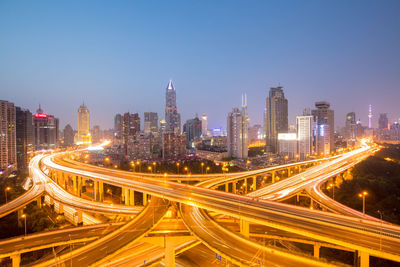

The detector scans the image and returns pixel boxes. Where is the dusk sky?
[1,0,399,131]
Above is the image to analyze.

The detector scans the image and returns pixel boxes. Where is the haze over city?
[1,0,399,130]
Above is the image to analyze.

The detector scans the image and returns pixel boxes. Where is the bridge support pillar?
[240,219,250,238]
[143,193,148,206]
[36,196,42,208]
[49,197,54,208]
[58,203,64,214]
[310,198,314,209]
[77,211,83,226]
[123,188,129,205]
[129,189,135,206]
[232,182,236,193]
[225,183,229,192]
[11,254,20,267]
[272,172,275,183]
[359,251,369,267]
[313,244,320,258]
[287,167,291,177]
[252,176,256,190]
[17,209,23,227]
[73,176,78,195]
[94,181,104,202]
[165,240,175,267]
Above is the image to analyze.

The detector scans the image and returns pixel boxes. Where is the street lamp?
[176,162,180,174]
[328,183,335,200]
[5,186,11,203]
[21,214,27,236]
[206,166,210,174]
[136,160,141,172]
[201,162,204,174]
[130,161,135,172]
[152,162,156,173]
[148,166,152,173]
[358,191,368,215]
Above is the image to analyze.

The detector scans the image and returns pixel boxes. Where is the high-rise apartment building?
[345,112,356,141]
[201,114,208,137]
[144,112,158,134]
[77,103,91,145]
[16,107,33,170]
[114,112,141,155]
[296,115,314,160]
[114,114,122,141]
[63,124,74,147]
[91,125,102,144]
[312,101,334,153]
[183,116,202,148]
[278,133,298,158]
[378,113,388,130]
[227,97,248,159]
[32,106,59,150]
[165,80,181,133]
[0,100,17,170]
[162,132,186,159]
[265,86,288,153]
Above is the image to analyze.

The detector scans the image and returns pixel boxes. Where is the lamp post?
[358,191,368,215]
[176,162,180,174]
[5,187,11,203]
[328,183,335,200]
[136,160,141,172]
[152,162,156,173]
[148,166,152,174]
[206,166,210,174]
[201,162,204,174]
[21,214,27,236]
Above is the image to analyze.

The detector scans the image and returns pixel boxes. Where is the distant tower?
[165,80,181,133]
[201,114,208,137]
[77,103,91,145]
[227,94,248,159]
[368,105,372,129]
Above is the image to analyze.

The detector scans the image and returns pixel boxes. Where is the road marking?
[99,246,108,251]
[78,255,88,261]
[118,235,125,241]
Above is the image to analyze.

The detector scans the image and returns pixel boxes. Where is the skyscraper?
[144,112,158,134]
[16,107,33,170]
[63,124,74,147]
[378,113,388,130]
[265,86,288,153]
[0,100,16,170]
[345,112,356,141]
[183,116,202,148]
[77,103,91,145]
[201,114,208,137]
[296,115,314,160]
[312,101,334,153]
[165,80,181,133]
[32,105,59,150]
[368,105,373,129]
[227,96,248,159]
[114,114,122,142]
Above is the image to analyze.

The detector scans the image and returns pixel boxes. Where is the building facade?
[296,115,314,160]
[0,100,17,170]
[77,103,91,145]
[201,114,208,137]
[183,116,202,148]
[162,132,186,159]
[312,101,334,153]
[32,106,59,150]
[144,112,158,134]
[345,112,356,141]
[16,107,33,170]
[278,133,298,158]
[165,80,181,133]
[63,124,74,147]
[227,103,248,159]
[265,86,288,153]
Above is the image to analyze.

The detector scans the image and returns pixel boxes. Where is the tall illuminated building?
[296,115,314,160]
[265,86,288,153]
[77,103,91,145]
[378,113,388,130]
[63,124,74,147]
[345,112,356,141]
[32,105,59,150]
[227,95,248,159]
[16,107,33,170]
[165,80,181,133]
[312,101,334,153]
[0,100,16,170]
[144,112,158,134]
[201,114,208,137]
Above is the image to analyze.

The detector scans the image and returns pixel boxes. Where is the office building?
[278,133,298,158]
[201,114,208,137]
[144,112,158,134]
[91,125,102,144]
[16,107,33,170]
[32,105,59,150]
[165,80,181,133]
[227,96,248,159]
[378,113,388,130]
[296,115,314,160]
[63,124,74,147]
[77,103,91,145]
[345,112,356,141]
[312,101,334,153]
[183,116,202,148]
[114,114,122,141]
[162,132,186,159]
[265,86,288,153]
[0,100,17,170]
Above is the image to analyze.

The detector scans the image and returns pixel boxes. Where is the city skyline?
[1,1,400,130]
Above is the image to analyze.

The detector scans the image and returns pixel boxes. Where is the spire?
[167,80,175,90]
[37,104,43,114]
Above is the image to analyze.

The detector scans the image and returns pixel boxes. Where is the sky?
[1,0,399,131]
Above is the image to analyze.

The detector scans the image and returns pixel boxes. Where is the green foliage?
[335,145,400,224]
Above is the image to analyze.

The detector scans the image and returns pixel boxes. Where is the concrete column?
[296,193,300,203]
[73,176,78,195]
[36,196,42,208]
[252,177,256,190]
[313,244,320,258]
[59,203,64,214]
[94,181,99,201]
[50,197,54,208]
[225,183,229,193]
[77,211,83,226]
[360,251,369,267]
[143,193,148,206]
[272,172,275,183]
[232,182,236,193]
[11,254,21,267]
[165,240,175,267]
[99,182,104,202]
[77,176,82,197]
[129,189,135,206]
[287,167,291,177]
[124,188,130,205]
[17,209,23,227]
[310,199,314,209]
[240,219,249,238]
